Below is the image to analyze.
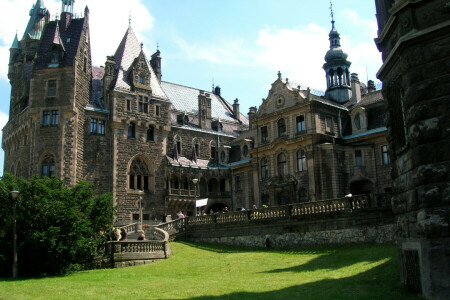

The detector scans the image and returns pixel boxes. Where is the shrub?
[0,173,115,277]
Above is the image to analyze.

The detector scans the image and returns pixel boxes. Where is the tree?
[0,173,115,277]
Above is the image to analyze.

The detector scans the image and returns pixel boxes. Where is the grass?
[0,242,420,300]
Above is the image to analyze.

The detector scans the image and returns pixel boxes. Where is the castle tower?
[60,0,75,31]
[323,4,352,104]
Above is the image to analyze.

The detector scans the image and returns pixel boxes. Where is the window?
[41,154,55,177]
[83,56,87,72]
[144,96,149,113]
[242,145,248,157]
[51,110,58,125]
[98,120,105,135]
[128,157,151,191]
[90,118,97,133]
[261,126,268,143]
[194,141,200,157]
[127,100,131,111]
[139,76,144,84]
[277,153,287,176]
[296,115,305,132]
[174,136,182,155]
[50,52,59,64]
[128,122,135,138]
[382,145,390,165]
[261,157,268,179]
[47,80,56,97]
[210,146,216,159]
[278,118,286,137]
[325,116,333,132]
[355,150,363,166]
[220,151,225,162]
[297,149,307,172]
[138,96,143,112]
[155,105,160,116]
[43,111,50,126]
[147,125,154,141]
[235,175,241,191]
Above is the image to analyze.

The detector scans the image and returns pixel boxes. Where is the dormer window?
[51,52,59,64]
[139,75,144,84]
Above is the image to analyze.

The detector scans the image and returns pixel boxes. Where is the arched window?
[147,125,154,141]
[129,157,151,191]
[128,122,135,138]
[278,118,286,137]
[192,138,199,157]
[297,150,307,172]
[277,153,287,176]
[174,135,182,155]
[261,157,268,179]
[41,153,55,177]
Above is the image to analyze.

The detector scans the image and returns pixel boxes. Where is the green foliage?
[0,173,115,277]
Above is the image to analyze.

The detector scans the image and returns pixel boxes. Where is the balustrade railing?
[119,222,140,235]
[157,217,186,238]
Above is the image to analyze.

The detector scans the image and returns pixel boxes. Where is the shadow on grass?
[187,260,420,300]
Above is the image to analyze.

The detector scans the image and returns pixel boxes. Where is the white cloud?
[342,9,378,38]
[0,0,153,80]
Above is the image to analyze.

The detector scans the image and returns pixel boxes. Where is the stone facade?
[374,0,450,298]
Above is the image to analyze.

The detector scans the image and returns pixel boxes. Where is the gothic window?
[90,119,105,135]
[296,115,305,132]
[128,157,151,191]
[278,153,287,176]
[147,125,154,141]
[261,126,268,143]
[261,157,268,179]
[297,149,307,172]
[128,122,135,138]
[192,138,199,156]
[47,80,56,97]
[355,150,363,166]
[382,145,390,165]
[41,153,55,177]
[50,52,59,64]
[174,135,182,155]
[278,119,286,137]
[139,75,144,84]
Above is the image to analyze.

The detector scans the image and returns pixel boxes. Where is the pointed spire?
[22,0,48,40]
[11,33,21,50]
[330,0,335,29]
[129,11,132,27]
[51,22,65,51]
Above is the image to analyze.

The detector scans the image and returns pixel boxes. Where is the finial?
[277,71,281,80]
[128,11,132,27]
[212,77,215,92]
[330,1,335,28]
[140,42,143,49]
[156,41,159,51]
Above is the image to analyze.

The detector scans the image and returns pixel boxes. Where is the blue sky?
[0,0,382,175]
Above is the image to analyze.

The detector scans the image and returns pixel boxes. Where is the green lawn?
[0,242,419,300]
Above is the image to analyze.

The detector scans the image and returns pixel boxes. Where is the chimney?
[351,73,362,103]
[214,85,221,96]
[367,80,376,93]
[60,12,72,31]
[150,50,162,82]
[233,98,240,120]
[248,106,257,129]
[198,91,211,129]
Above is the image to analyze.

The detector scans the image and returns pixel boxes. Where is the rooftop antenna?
[128,11,132,27]
[329,0,335,28]
[212,77,215,92]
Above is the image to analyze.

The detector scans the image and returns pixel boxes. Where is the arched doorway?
[350,179,374,195]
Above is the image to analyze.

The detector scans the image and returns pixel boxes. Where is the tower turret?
[60,0,75,31]
[323,2,352,103]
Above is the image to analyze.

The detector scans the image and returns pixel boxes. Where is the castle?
[3,0,391,222]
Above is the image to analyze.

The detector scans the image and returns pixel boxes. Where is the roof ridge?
[162,80,215,93]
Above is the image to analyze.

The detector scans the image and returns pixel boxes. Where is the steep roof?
[112,27,167,100]
[352,90,384,108]
[11,34,20,49]
[22,0,48,41]
[90,66,105,109]
[161,81,249,126]
[35,18,85,70]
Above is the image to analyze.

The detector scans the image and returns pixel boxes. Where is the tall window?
[261,126,268,142]
[90,119,97,133]
[242,145,249,157]
[278,118,286,137]
[138,96,143,112]
[47,80,56,97]
[98,120,105,135]
[382,145,390,165]
[43,111,50,126]
[128,122,135,138]
[51,110,58,125]
[129,157,150,191]
[355,150,363,166]
[139,75,144,84]
[147,125,154,141]
[261,157,268,179]
[41,154,55,177]
[235,175,241,191]
[127,100,131,111]
[277,153,287,176]
[325,116,333,132]
[297,149,307,172]
[210,146,216,159]
[296,115,305,132]
[144,96,149,113]
[155,105,160,116]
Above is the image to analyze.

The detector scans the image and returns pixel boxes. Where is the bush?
[0,173,115,277]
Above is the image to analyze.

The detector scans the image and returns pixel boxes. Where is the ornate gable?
[130,50,152,91]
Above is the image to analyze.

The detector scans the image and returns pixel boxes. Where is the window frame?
[261,126,268,143]
[382,145,390,165]
[261,157,268,179]
[355,149,363,166]
[42,111,50,126]
[297,149,307,172]
[278,118,286,137]
[147,125,154,141]
[296,115,306,133]
[47,80,56,98]
[277,153,287,176]
[128,122,136,139]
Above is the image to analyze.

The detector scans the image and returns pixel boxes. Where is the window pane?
[137,175,142,190]
[144,103,148,113]
[128,123,135,138]
[144,176,149,190]
[42,165,48,177]
[355,150,362,166]
[129,175,134,189]
[156,106,160,116]
[297,116,305,132]
[47,80,56,97]
[90,119,97,133]
[127,100,131,111]
[43,111,50,126]
[98,120,105,135]
[49,165,55,176]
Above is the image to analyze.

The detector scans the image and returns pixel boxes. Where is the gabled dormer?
[47,23,65,68]
[130,47,151,91]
